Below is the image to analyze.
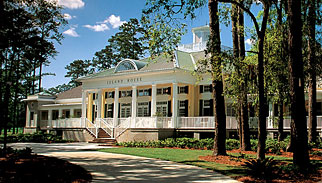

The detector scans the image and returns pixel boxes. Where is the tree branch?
[219,0,260,35]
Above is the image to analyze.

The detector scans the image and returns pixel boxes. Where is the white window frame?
[226,104,236,117]
[138,89,150,97]
[178,100,186,116]
[121,103,131,118]
[203,100,211,109]
[106,92,114,98]
[137,102,149,117]
[156,101,168,116]
[121,90,131,97]
[178,86,186,94]
[157,88,170,95]
[203,85,211,93]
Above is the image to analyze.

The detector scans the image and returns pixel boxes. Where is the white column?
[48,110,52,127]
[131,86,137,128]
[172,83,178,128]
[113,88,119,128]
[97,89,102,120]
[81,90,87,118]
[70,108,74,118]
[26,105,30,127]
[268,103,273,128]
[81,90,87,127]
[151,84,157,116]
[58,109,63,119]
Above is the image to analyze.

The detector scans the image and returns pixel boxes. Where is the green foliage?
[0,0,66,146]
[0,147,33,157]
[65,59,94,87]
[118,138,246,151]
[92,18,148,72]
[0,131,71,143]
[44,83,75,95]
[142,0,206,56]
[308,139,322,149]
[249,138,289,154]
[250,139,258,151]
[226,139,240,150]
[244,157,278,179]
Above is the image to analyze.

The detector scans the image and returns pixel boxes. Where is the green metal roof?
[176,51,196,71]
[78,50,207,81]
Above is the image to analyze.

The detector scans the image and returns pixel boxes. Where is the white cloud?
[83,24,110,32]
[103,15,126,28]
[63,26,79,37]
[58,0,84,9]
[245,38,255,46]
[63,13,76,20]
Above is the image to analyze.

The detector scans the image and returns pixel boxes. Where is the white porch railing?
[99,118,113,137]
[177,41,207,52]
[317,116,322,128]
[103,118,114,127]
[226,116,237,129]
[115,118,131,138]
[30,120,36,127]
[178,117,215,128]
[40,118,83,129]
[156,117,172,128]
[135,117,156,128]
[85,118,97,138]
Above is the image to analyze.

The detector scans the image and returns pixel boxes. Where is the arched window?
[114,59,146,73]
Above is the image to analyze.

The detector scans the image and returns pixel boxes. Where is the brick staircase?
[88,128,116,146]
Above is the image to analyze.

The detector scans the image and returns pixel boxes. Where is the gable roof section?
[56,86,82,99]
[140,54,175,71]
[176,51,196,71]
[78,50,208,81]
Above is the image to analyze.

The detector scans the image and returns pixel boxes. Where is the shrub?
[0,132,70,143]
[244,157,277,179]
[250,139,258,151]
[226,139,240,150]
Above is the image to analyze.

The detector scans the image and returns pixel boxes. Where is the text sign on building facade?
[106,77,142,85]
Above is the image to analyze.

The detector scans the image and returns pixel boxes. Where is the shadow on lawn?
[0,154,92,183]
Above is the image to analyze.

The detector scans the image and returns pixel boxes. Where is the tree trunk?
[307,0,317,143]
[287,0,310,172]
[231,3,242,147]
[209,0,226,156]
[254,1,270,160]
[32,66,36,94]
[3,80,11,155]
[237,2,250,151]
[38,62,42,93]
[278,101,284,141]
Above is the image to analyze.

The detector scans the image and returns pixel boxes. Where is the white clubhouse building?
[23,26,322,142]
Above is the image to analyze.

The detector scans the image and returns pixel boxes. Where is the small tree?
[65,59,93,87]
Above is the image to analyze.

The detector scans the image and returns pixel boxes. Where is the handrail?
[85,118,97,138]
[115,117,130,138]
[99,118,113,138]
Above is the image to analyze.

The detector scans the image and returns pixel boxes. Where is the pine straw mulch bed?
[0,153,92,183]
[199,149,322,183]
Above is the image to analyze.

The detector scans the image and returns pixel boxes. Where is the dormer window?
[114,59,147,73]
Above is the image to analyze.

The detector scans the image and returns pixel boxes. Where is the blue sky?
[43,0,259,89]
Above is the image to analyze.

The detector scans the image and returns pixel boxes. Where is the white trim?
[41,103,82,107]
[114,59,139,73]
[174,51,179,68]
[190,53,197,70]
[55,98,82,103]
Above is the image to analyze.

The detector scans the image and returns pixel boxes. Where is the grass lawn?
[99,147,248,177]
[99,147,322,181]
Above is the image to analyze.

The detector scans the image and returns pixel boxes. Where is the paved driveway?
[8,143,240,183]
